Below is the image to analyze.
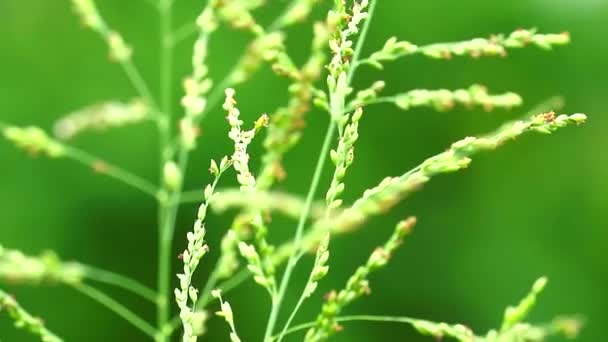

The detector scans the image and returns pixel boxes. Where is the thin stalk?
[267,0,302,32]
[157,149,189,340]
[157,0,172,163]
[275,315,426,339]
[262,122,337,342]
[121,60,160,114]
[91,28,159,115]
[72,283,158,338]
[78,11,160,116]
[156,0,175,340]
[197,269,221,311]
[347,0,377,85]
[215,267,251,295]
[62,145,158,197]
[196,262,251,313]
[169,23,198,46]
[178,189,203,203]
[80,264,157,303]
[263,1,378,340]
[276,289,307,342]
[4,119,157,196]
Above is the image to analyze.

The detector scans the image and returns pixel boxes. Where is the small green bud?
[230,332,241,342]
[254,114,269,132]
[190,310,208,337]
[352,107,364,122]
[569,113,587,124]
[107,32,132,62]
[211,289,221,299]
[313,97,330,111]
[329,199,343,209]
[533,277,548,293]
[188,286,198,303]
[163,161,182,191]
[330,149,339,164]
[209,159,219,176]
[204,185,213,201]
[545,32,570,45]
[197,204,207,220]
[220,156,231,171]
[395,95,411,110]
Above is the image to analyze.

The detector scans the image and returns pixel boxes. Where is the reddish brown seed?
[543,111,557,123]
[92,160,109,174]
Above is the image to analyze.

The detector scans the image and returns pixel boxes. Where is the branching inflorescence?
[0,289,63,342]
[0,0,588,341]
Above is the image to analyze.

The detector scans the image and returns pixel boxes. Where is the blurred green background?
[1,0,606,341]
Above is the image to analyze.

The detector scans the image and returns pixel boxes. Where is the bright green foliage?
[0,0,588,341]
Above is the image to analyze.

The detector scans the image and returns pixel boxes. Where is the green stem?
[156,202,171,340]
[276,290,307,342]
[62,145,158,197]
[157,0,172,163]
[267,0,301,32]
[72,283,158,338]
[262,121,337,342]
[157,0,175,340]
[215,267,251,295]
[178,189,204,203]
[263,2,378,340]
[347,0,377,85]
[80,264,157,303]
[3,116,157,196]
[275,315,428,339]
[121,60,160,114]
[78,7,159,116]
[157,150,189,340]
[197,269,221,311]
[169,23,198,46]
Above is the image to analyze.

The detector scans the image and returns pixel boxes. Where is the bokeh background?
[0,0,606,341]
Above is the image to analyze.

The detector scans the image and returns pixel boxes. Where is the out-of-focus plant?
[0,0,586,341]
